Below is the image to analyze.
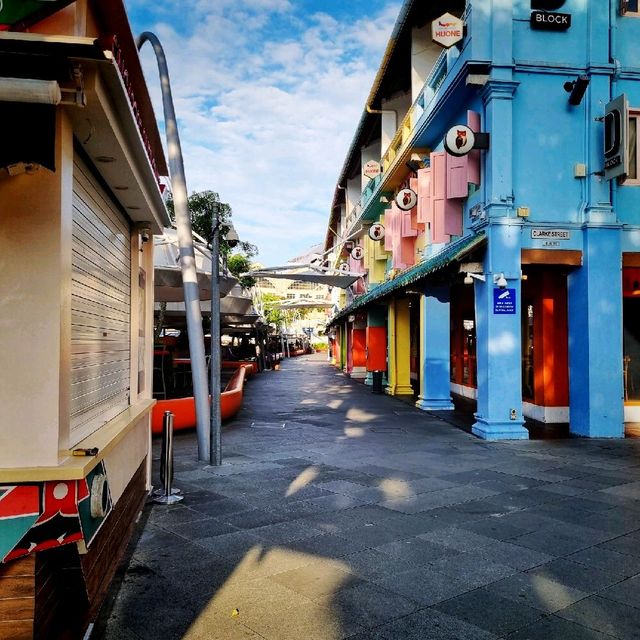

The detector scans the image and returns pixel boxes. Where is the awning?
[154,228,237,302]
[272,300,334,310]
[249,268,359,289]
[328,232,486,324]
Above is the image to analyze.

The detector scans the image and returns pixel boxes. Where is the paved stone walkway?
[97,354,640,640]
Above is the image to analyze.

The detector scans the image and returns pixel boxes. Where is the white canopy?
[249,266,359,289]
[154,227,237,301]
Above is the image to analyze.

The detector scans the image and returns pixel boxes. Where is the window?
[622,0,639,15]
[627,111,639,184]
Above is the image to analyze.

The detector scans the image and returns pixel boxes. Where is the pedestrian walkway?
[96,354,640,640]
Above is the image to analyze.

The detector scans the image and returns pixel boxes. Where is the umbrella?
[154,227,237,302]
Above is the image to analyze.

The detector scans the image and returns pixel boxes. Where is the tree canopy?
[166,190,257,259]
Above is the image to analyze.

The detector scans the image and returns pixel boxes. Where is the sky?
[124,0,401,266]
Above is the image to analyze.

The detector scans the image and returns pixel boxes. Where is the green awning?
[329,232,486,324]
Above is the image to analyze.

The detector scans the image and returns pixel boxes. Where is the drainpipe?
[137,32,210,462]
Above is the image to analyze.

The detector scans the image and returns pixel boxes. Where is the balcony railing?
[341,12,469,244]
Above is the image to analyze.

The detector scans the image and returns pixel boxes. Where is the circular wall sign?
[339,262,350,273]
[444,124,476,157]
[351,246,364,260]
[368,223,385,241]
[395,188,418,211]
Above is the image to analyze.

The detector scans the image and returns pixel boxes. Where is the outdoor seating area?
[151,363,252,433]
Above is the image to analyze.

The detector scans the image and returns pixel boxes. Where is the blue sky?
[125,0,400,266]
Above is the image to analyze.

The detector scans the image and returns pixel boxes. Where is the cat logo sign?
[368,223,385,241]
[395,188,418,211]
[351,246,364,261]
[444,124,476,157]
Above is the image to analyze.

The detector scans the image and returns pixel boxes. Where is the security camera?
[564,75,590,106]
[138,225,152,243]
[494,273,508,289]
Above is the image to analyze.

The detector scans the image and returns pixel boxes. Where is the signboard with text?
[432,13,463,49]
[604,94,629,181]
[493,288,516,315]
[530,11,571,30]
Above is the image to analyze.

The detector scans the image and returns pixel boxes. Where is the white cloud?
[129,0,400,264]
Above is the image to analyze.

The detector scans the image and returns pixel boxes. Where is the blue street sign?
[493,288,516,314]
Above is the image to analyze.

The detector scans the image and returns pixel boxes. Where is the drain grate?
[250,421,287,429]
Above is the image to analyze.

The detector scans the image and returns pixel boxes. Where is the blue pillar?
[473,222,528,440]
[416,286,454,411]
[568,226,623,437]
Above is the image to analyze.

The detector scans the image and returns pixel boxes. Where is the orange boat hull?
[151,364,249,434]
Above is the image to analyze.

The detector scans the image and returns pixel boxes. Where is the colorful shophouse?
[326,0,640,440]
[0,1,169,636]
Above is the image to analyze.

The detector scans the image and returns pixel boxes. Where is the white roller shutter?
[71,156,131,444]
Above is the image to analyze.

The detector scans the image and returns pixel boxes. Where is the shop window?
[621,0,639,15]
[522,304,535,401]
[623,267,640,401]
[625,111,639,184]
[462,319,476,386]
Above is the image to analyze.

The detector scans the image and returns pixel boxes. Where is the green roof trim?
[329,232,486,324]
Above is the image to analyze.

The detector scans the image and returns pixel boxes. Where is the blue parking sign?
[493,288,516,314]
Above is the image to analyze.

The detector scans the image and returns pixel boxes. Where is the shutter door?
[71,156,131,444]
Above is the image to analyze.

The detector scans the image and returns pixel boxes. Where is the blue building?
[325,0,640,439]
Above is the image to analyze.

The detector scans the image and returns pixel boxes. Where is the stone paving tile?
[99,355,640,640]
[566,545,640,579]
[157,516,239,540]
[371,608,498,640]
[375,536,459,564]
[599,574,640,610]
[434,588,544,636]
[466,540,555,571]
[270,557,362,600]
[485,572,589,613]
[526,558,626,593]
[509,525,610,557]
[502,615,619,639]
[339,548,418,581]
[556,594,640,639]
[373,566,474,605]
[320,581,419,629]
[597,530,640,558]
[418,526,497,552]
[458,518,534,541]
[428,551,518,589]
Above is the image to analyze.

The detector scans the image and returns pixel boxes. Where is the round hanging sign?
[395,188,418,211]
[351,246,364,260]
[339,262,350,273]
[444,124,476,157]
[368,223,385,241]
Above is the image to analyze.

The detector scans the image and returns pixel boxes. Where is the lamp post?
[210,205,239,466]
[137,32,210,461]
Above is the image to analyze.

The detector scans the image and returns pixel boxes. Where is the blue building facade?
[325,0,640,439]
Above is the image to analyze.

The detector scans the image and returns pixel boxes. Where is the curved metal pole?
[210,206,222,465]
[137,32,210,462]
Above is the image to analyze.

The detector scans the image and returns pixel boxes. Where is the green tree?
[227,253,256,289]
[166,190,257,258]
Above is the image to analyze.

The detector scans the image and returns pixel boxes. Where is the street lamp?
[137,32,210,462]
[209,204,239,466]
